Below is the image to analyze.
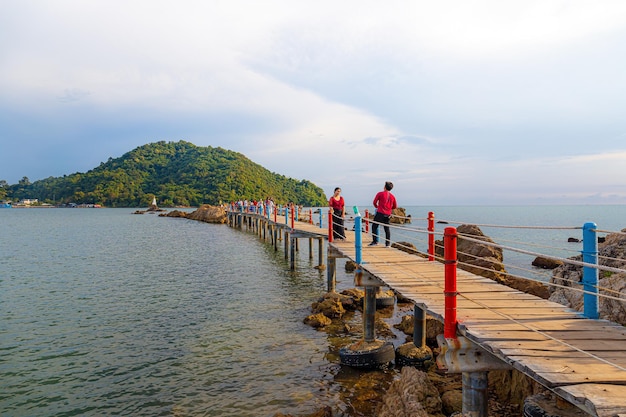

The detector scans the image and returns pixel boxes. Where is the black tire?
[339,342,395,368]
[395,350,433,368]
[376,295,396,308]
[523,393,586,417]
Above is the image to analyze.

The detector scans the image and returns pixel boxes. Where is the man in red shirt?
[369,181,397,247]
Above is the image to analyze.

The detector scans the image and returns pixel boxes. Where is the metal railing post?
[354,208,362,265]
[444,226,458,339]
[328,209,333,242]
[582,222,599,319]
[428,211,435,261]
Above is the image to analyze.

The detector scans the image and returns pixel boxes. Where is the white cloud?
[1,0,626,206]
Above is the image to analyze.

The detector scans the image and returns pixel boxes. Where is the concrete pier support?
[462,372,489,417]
[318,238,324,268]
[326,257,336,292]
[340,268,394,368]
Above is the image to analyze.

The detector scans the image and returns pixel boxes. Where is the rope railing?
[356,210,626,309]
[347,212,626,377]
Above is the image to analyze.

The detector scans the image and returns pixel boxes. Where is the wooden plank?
[508,355,626,385]
[555,384,626,417]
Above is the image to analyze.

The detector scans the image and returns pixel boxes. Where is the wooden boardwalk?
[232,212,626,417]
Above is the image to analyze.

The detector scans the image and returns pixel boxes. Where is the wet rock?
[304,313,332,328]
[340,288,364,308]
[345,260,357,272]
[375,317,395,338]
[377,367,441,417]
[532,256,564,269]
[160,209,187,218]
[311,295,346,319]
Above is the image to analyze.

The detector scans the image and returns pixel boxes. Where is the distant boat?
[1,202,12,208]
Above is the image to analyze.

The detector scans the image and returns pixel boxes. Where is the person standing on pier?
[369,181,397,247]
[329,187,346,240]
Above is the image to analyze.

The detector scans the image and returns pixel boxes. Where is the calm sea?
[1,205,625,416]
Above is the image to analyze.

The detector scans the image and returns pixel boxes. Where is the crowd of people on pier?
[229,181,398,247]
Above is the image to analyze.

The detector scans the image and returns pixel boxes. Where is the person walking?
[369,181,397,247]
[329,187,346,240]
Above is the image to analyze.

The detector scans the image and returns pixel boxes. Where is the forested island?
[0,141,327,207]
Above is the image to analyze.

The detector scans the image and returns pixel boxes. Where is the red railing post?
[364,209,369,233]
[444,226,458,339]
[428,211,435,261]
[290,203,295,229]
[328,209,333,242]
[309,209,313,224]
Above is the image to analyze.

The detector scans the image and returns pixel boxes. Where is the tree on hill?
[5,141,328,207]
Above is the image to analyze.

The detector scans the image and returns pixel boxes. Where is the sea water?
[1,205,625,416]
[0,208,358,417]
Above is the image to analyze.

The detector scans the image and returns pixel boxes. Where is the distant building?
[18,198,39,206]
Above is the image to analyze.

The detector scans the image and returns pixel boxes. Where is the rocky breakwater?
[550,228,626,325]
[159,205,227,224]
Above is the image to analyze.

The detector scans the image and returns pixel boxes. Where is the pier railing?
[227,204,626,416]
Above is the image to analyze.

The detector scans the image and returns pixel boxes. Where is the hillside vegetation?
[2,141,327,207]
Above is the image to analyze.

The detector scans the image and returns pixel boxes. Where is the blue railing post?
[319,208,323,229]
[582,222,599,319]
[285,206,289,225]
[353,206,362,265]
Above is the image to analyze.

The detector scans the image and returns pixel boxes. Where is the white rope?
[360,240,626,373]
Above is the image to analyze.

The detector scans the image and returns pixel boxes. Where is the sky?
[1,0,626,205]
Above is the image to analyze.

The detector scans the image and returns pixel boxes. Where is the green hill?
[3,141,328,207]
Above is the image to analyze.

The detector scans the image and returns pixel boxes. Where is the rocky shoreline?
[163,205,625,417]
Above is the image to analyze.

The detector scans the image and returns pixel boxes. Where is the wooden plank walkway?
[234,213,626,417]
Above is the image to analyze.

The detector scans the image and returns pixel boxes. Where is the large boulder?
[367,207,410,224]
[186,205,227,224]
[532,256,564,269]
[434,224,550,298]
[435,224,507,283]
[550,228,626,325]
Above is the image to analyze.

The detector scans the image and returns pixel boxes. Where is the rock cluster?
[377,367,438,417]
[160,205,227,224]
